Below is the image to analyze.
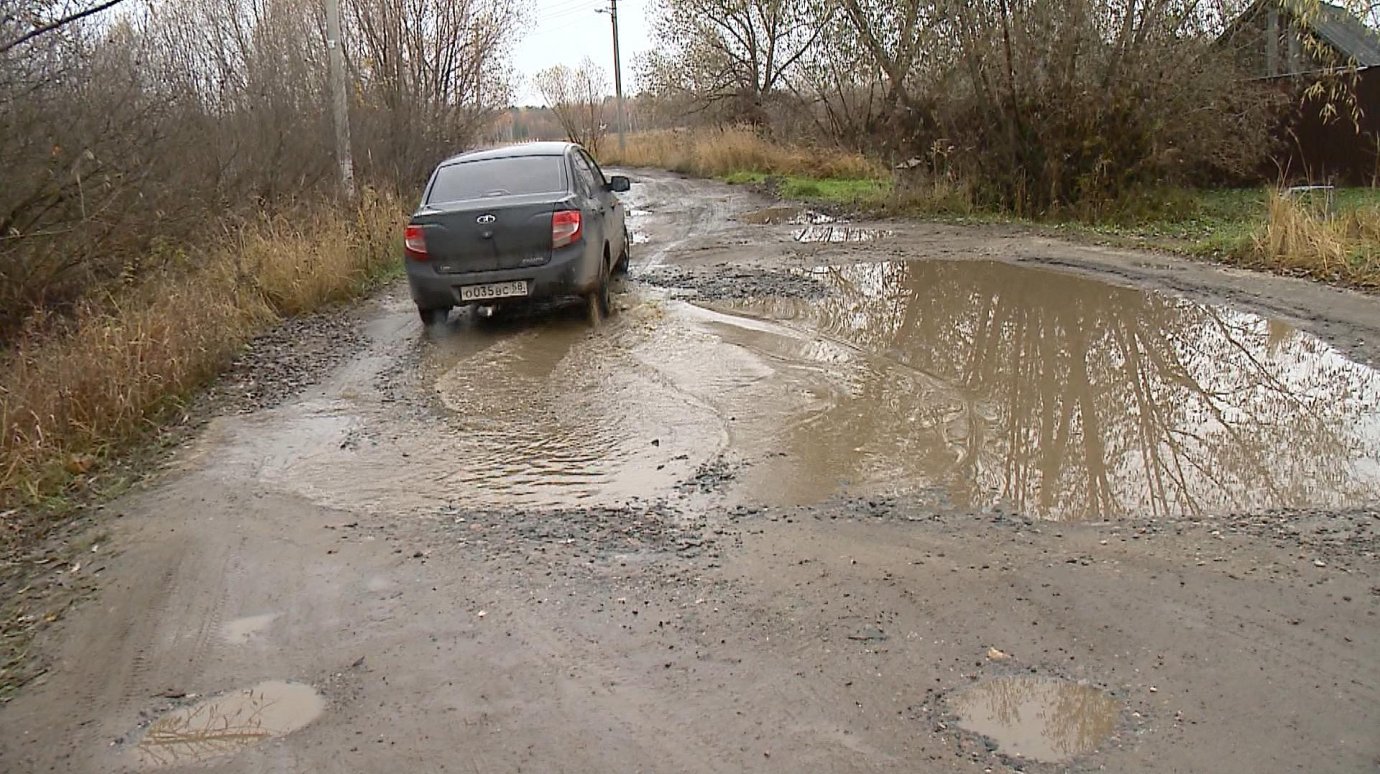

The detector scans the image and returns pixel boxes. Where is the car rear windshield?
[426,156,565,204]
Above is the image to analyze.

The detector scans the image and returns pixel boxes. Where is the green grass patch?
[1049,188,1268,257]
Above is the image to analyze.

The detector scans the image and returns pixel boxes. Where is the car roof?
[440,142,578,165]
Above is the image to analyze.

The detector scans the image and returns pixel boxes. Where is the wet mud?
[639,265,828,300]
[221,613,278,645]
[739,205,804,225]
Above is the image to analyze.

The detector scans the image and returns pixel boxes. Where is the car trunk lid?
[412,193,572,273]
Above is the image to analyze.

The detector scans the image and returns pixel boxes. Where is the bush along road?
[2,171,1378,774]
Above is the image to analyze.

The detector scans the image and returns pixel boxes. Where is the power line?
[542,6,601,22]
[534,0,598,18]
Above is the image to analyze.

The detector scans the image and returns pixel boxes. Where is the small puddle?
[136,681,324,767]
[680,260,1380,518]
[948,676,1119,763]
[740,206,801,225]
[221,613,278,644]
[793,225,891,243]
[739,206,836,226]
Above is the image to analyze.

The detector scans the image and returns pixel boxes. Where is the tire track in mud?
[33,542,191,767]
[118,526,234,729]
[47,488,247,771]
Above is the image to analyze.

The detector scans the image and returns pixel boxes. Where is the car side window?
[580,151,609,188]
[571,154,599,198]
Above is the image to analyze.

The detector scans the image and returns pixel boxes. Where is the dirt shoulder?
[0,171,1376,774]
[0,295,392,703]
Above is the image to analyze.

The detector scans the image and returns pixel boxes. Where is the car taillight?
[404,224,428,260]
[552,210,582,249]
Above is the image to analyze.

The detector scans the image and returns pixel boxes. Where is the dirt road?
[2,171,1378,773]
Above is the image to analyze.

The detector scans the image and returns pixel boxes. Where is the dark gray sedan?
[403,142,631,326]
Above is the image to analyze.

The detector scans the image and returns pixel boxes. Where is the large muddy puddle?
[208,260,1380,521]
[421,313,723,506]
[676,260,1380,519]
[205,302,724,513]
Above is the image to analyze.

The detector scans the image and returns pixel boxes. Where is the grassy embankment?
[0,191,403,522]
[603,127,1380,290]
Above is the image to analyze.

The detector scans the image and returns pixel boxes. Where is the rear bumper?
[405,244,596,309]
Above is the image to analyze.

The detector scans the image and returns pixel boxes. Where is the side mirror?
[607,175,631,193]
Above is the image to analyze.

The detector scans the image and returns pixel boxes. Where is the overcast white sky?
[512,0,657,106]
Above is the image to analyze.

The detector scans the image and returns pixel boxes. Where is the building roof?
[1312,2,1380,66]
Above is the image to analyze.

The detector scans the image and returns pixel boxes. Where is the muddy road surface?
[3,171,1379,773]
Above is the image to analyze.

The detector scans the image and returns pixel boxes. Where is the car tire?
[418,306,450,327]
[614,228,631,275]
[586,264,611,326]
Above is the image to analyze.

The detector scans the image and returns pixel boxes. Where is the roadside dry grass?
[602,126,881,181]
[1249,190,1380,288]
[0,190,402,517]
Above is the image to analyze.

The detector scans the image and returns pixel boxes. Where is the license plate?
[460,280,528,301]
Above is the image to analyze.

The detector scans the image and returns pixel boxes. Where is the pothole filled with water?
[948,676,1120,763]
[209,257,1380,520]
[135,681,324,767]
[739,206,836,226]
[689,260,1380,518]
[793,224,892,243]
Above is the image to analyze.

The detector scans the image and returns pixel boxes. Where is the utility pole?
[324,0,356,198]
[599,0,627,153]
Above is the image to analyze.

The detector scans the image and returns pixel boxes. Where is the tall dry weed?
[1253,191,1380,288]
[0,191,401,508]
[602,126,880,180]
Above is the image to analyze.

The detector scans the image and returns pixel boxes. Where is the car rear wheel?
[614,228,631,275]
[418,306,451,327]
[585,264,611,326]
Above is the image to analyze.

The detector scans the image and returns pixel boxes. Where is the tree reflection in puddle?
[948,676,1119,762]
[697,260,1380,520]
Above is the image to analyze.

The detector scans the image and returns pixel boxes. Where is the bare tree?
[0,0,526,337]
[0,0,132,53]
[346,0,521,184]
[642,0,830,123]
[534,58,609,153]
[924,0,1276,212]
[638,0,1374,210]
